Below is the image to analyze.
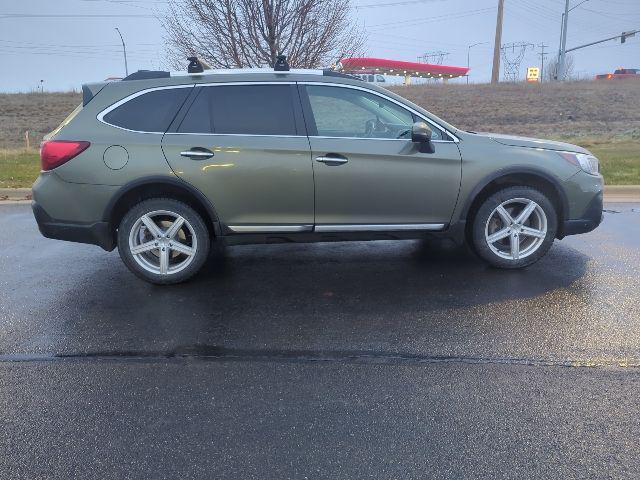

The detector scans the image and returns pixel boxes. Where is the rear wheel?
[471,186,557,269]
[118,198,210,284]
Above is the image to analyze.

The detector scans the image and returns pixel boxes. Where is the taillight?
[40,140,90,171]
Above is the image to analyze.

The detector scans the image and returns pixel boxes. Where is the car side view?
[32,57,604,284]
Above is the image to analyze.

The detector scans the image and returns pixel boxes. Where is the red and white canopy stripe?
[338,57,469,79]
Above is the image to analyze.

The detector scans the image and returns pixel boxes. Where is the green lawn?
[0,149,40,188]
[0,140,638,188]
[574,140,640,185]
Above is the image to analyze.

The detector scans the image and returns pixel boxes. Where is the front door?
[162,83,314,233]
[300,83,462,231]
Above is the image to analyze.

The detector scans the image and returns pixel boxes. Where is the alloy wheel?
[128,210,198,275]
[484,198,548,261]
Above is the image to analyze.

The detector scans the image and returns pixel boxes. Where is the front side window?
[178,84,297,136]
[306,85,438,140]
[103,87,191,132]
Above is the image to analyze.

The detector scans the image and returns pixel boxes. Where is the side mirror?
[411,121,435,153]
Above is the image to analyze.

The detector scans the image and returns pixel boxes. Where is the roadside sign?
[527,67,540,82]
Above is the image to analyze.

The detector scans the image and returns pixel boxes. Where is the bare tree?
[162,0,366,69]
[547,54,575,81]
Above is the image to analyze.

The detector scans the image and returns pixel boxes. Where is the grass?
[573,140,640,185]
[0,139,638,188]
[0,149,40,188]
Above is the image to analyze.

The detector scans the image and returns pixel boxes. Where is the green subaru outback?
[33,60,603,284]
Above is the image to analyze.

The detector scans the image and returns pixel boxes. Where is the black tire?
[471,186,557,269]
[117,198,210,284]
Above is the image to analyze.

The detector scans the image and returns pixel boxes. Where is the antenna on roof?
[187,56,204,74]
[273,55,290,72]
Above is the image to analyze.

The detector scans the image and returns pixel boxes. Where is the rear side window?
[177,88,211,134]
[178,84,297,136]
[103,87,191,132]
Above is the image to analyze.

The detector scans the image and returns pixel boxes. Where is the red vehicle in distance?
[595,68,640,80]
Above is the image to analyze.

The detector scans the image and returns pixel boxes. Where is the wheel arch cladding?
[462,168,567,236]
[104,177,220,240]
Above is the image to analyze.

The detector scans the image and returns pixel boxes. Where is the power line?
[417,51,450,64]
[370,32,470,49]
[0,39,157,49]
[78,0,166,3]
[355,0,444,8]
[579,6,640,17]
[367,7,495,30]
[0,13,157,19]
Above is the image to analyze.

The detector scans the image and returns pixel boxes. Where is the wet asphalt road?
[1,202,639,479]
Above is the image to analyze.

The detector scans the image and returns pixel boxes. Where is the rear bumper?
[560,190,603,237]
[32,202,115,251]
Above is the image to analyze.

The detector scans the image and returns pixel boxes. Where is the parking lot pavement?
[1,202,639,479]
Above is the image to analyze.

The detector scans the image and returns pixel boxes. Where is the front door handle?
[180,148,214,160]
[315,154,348,166]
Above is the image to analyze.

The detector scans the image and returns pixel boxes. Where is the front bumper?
[32,202,115,251]
[560,190,603,237]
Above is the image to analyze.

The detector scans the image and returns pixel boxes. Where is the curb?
[1,186,639,203]
[604,186,640,203]
[0,188,32,202]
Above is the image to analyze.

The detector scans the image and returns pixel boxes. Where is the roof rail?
[121,65,360,81]
[122,70,170,81]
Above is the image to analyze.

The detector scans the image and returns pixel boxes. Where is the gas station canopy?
[337,57,469,80]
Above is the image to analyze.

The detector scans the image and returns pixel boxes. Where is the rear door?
[162,83,314,233]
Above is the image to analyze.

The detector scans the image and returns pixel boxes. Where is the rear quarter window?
[103,87,191,132]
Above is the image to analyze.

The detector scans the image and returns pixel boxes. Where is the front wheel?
[118,198,210,284]
[471,186,557,269]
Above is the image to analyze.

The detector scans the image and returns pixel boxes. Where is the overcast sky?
[1,0,639,92]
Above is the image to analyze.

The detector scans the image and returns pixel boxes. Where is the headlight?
[559,152,599,175]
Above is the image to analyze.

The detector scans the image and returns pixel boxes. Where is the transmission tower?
[501,42,534,82]
[417,51,450,65]
[538,43,549,83]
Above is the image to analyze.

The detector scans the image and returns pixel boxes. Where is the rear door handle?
[315,154,348,166]
[180,148,214,160]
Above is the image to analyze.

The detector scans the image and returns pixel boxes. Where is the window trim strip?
[95,80,460,143]
[299,81,458,142]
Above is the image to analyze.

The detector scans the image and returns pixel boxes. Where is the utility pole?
[557,0,570,80]
[115,27,129,77]
[557,0,590,80]
[538,43,548,82]
[491,0,505,84]
[555,12,565,80]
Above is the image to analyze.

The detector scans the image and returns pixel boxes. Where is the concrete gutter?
[604,186,640,203]
[1,186,639,205]
[0,188,32,203]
